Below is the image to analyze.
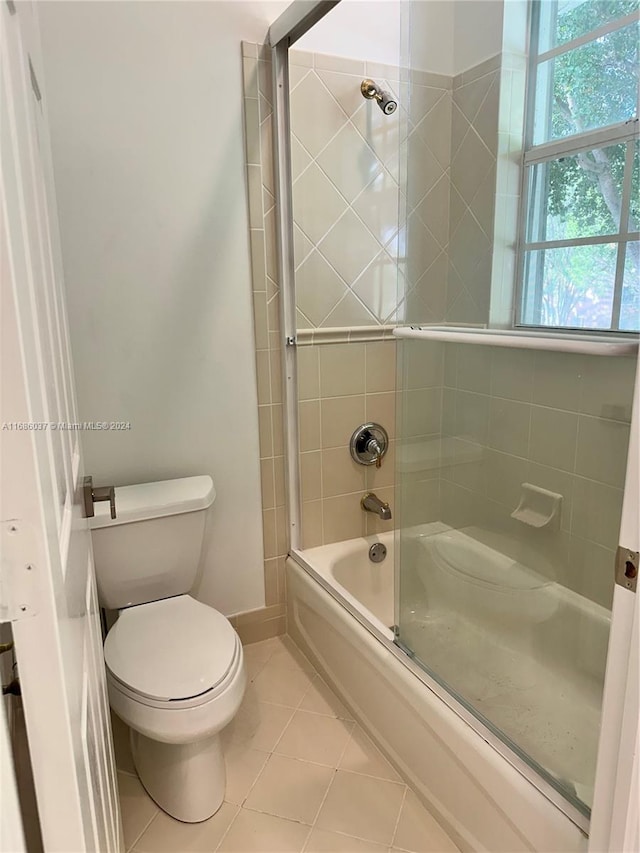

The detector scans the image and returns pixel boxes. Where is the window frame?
[515,0,640,334]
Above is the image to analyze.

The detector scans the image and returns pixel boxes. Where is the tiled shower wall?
[445,57,500,325]
[242,43,529,560]
[238,42,287,640]
[297,341,397,548]
[399,340,637,610]
[290,49,453,328]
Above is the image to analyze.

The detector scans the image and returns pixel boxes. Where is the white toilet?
[90,475,246,823]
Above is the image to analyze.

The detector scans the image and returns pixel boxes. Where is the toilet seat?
[105,595,238,703]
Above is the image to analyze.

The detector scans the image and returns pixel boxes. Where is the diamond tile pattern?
[288,50,502,330]
[319,210,381,285]
[291,55,454,329]
[445,67,500,326]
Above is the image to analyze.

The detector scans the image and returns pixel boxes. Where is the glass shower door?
[394,336,637,815]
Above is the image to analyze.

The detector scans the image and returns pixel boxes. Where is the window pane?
[620,241,640,330]
[533,21,639,144]
[537,0,640,53]
[527,145,626,242]
[522,243,617,328]
[630,140,640,232]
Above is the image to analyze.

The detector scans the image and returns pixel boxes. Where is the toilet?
[90,475,245,823]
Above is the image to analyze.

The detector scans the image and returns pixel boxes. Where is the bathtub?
[287,526,592,853]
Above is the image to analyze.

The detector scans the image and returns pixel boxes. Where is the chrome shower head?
[360,78,397,115]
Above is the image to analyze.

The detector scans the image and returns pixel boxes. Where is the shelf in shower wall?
[393,326,639,356]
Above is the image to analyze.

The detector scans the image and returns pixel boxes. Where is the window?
[518,0,639,332]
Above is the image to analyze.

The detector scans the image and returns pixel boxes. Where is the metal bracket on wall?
[285,336,297,347]
[615,546,638,593]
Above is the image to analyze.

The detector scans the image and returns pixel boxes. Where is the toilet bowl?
[90,476,246,822]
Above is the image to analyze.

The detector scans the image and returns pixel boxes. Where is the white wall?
[296,0,402,66]
[410,0,455,75]
[296,0,503,77]
[39,0,287,616]
[453,0,504,73]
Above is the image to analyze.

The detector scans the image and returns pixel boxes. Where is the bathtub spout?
[361,492,392,520]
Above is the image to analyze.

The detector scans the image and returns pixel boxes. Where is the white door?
[590,349,640,853]
[0,2,122,850]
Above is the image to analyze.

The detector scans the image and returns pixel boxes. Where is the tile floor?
[114,635,460,853]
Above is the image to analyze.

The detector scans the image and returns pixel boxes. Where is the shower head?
[360,79,397,115]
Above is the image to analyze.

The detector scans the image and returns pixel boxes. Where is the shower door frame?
[266,2,639,848]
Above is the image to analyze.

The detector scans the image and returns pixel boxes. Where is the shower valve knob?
[350,423,389,467]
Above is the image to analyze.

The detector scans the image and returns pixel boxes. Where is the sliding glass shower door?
[394,336,637,815]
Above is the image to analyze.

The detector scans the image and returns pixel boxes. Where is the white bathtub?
[287,526,592,853]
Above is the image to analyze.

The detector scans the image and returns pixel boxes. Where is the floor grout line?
[118,634,453,853]
[126,807,159,852]
[212,803,241,853]
[390,784,409,850]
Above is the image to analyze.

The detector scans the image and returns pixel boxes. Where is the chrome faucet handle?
[83,476,117,519]
[365,436,383,468]
[350,423,389,467]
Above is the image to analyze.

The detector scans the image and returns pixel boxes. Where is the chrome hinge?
[615,546,638,593]
[285,335,297,347]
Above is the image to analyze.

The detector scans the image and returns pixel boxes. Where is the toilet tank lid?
[90,475,215,529]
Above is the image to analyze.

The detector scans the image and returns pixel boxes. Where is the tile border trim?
[296,325,398,346]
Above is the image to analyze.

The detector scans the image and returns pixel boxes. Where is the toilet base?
[130,729,226,823]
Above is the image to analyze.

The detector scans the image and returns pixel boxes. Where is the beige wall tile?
[296,250,347,327]
[579,354,636,421]
[490,347,535,402]
[274,456,286,507]
[257,405,273,458]
[529,406,578,473]
[571,477,624,550]
[567,538,615,610]
[299,400,321,451]
[253,291,269,350]
[323,494,366,543]
[260,458,275,510]
[265,407,280,458]
[322,447,367,498]
[301,500,323,548]
[249,229,266,292]
[269,349,283,404]
[275,506,287,555]
[264,558,279,606]
[402,388,442,437]
[366,392,396,439]
[256,350,271,405]
[488,397,530,457]
[321,395,366,448]
[301,451,322,501]
[298,346,320,400]
[235,603,286,628]
[262,508,277,559]
[366,341,397,393]
[575,415,631,488]
[533,351,583,411]
[320,343,365,397]
[235,615,287,646]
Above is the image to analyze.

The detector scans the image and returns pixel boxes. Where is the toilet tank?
[90,476,215,610]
